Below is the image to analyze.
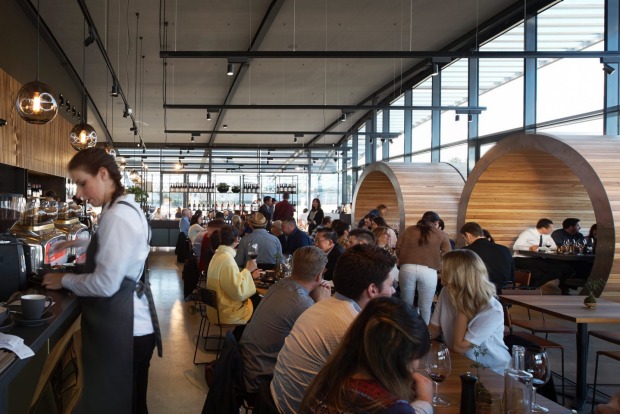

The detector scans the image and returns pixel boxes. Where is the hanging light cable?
[69,19,97,151]
[15,0,58,124]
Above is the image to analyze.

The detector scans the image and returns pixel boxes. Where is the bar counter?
[0,288,81,414]
[149,219,181,247]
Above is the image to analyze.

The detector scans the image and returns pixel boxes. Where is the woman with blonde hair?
[429,249,510,374]
[300,297,433,414]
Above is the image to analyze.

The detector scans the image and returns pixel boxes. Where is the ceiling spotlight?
[111,80,119,97]
[123,106,131,118]
[431,63,439,76]
[58,94,64,106]
[333,158,337,162]
[0,119,6,127]
[191,135,195,142]
[455,113,460,121]
[227,62,234,76]
[294,137,298,143]
[65,100,71,113]
[468,114,473,122]
[381,138,386,143]
[340,113,347,122]
[603,63,616,75]
[206,111,211,121]
[223,124,228,129]
[142,147,146,154]
[369,138,374,144]
[389,138,394,144]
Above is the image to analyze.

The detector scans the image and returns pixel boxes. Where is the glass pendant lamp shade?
[15,81,58,124]
[106,148,117,158]
[69,122,97,151]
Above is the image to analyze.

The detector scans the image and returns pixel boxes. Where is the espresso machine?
[0,195,28,301]
[54,202,90,263]
[10,198,69,279]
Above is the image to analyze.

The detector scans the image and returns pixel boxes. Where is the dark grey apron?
[76,201,160,414]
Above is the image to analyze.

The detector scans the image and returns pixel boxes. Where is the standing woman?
[306,198,324,235]
[43,148,161,414]
[429,250,510,374]
[396,211,451,324]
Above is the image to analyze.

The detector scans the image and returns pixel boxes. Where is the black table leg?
[573,323,588,410]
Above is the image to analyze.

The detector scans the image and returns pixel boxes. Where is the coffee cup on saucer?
[0,307,8,325]
[20,294,53,320]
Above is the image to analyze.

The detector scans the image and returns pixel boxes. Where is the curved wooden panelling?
[457,133,620,298]
[352,162,465,239]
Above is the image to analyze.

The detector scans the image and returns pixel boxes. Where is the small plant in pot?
[216,182,230,193]
[231,185,241,193]
[583,277,605,308]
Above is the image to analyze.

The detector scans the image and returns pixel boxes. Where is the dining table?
[433,351,567,414]
[499,294,620,410]
[516,250,595,263]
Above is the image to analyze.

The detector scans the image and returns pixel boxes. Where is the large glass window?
[376,111,384,161]
[440,59,468,145]
[389,98,405,158]
[478,23,524,136]
[412,79,432,153]
[536,0,604,123]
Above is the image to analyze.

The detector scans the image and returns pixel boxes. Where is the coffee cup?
[20,294,53,320]
[0,307,8,325]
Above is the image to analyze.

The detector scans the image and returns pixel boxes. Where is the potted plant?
[216,182,230,193]
[231,185,241,193]
[584,277,605,308]
[126,186,149,204]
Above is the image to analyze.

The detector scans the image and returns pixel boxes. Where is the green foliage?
[217,182,230,193]
[231,185,241,193]
[126,186,149,203]
[584,278,605,303]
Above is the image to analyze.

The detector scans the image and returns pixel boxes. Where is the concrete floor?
[145,247,618,414]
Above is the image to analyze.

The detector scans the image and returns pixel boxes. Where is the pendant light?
[15,0,58,124]
[70,20,97,151]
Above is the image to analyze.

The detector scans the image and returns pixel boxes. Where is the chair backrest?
[200,288,222,324]
[514,269,532,287]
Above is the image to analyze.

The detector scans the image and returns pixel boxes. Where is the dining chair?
[193,287,244,364]
[503,304,566,404]
[514,269,532,287]
[589,331,620,413]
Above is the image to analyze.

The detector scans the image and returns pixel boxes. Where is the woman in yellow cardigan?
[206,224,259,324]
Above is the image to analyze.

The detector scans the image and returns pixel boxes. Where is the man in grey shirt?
[235,212,282,269]
[239,246,330,395]
[270,244,398,414]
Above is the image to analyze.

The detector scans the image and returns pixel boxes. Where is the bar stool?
[589,331,620,413]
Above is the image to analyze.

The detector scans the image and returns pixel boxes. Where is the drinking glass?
[544,239,552,252]
[524,348,551,413]
[426,342,452,407]
[248,243,259,261]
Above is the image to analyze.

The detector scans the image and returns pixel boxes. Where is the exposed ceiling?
[27,0,541,172]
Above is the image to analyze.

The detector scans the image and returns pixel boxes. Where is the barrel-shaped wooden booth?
[457,132,620,298]
[352,162,465,240]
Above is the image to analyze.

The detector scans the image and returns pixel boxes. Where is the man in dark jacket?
[314,228,345,281]
[460,221,515,292]
[281,218,312,255]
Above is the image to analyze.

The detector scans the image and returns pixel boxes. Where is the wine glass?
[544,239,552,252]
[248,243,259,261]
[425,342,452,407]
[524,348,551,413]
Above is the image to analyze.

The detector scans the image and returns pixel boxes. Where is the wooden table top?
[432,352,567,414]
[516,250,595,262]
[500,295,620,324]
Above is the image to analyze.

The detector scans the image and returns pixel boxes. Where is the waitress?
[307,198,324,235]
[42,147,161,414]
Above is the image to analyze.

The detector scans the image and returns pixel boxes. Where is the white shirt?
[62,195,154,336]
[430,290,510,374]
[512,227,557,257]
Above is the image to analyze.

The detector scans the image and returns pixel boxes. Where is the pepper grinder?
[459,372,478,414]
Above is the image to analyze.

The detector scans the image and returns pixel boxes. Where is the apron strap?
[116,200,163,357]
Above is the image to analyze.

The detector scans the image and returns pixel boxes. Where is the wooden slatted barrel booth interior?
[457,133,619,298]
[352,162,465,240]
